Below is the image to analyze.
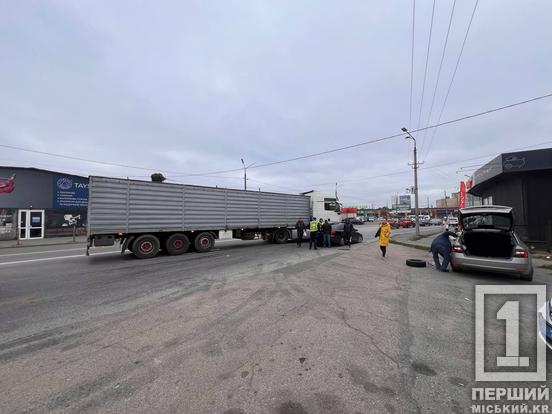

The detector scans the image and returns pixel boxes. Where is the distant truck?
[86,176,341,258]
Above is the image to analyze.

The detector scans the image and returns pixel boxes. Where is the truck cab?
[301,191,342,222]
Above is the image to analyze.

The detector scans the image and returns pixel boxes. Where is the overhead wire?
[409,0,416,129]
[1,90,551,180]
[423,0,480,161]
[416,0,437,133]
[419,0,457,154]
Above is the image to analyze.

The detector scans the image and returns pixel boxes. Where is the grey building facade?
[0,167,89,240]
[469,148,552,246]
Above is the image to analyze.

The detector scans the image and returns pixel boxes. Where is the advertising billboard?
[52,175,89,209]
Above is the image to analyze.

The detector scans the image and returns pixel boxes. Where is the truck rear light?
[452,245,463,253]
[514,248,529,258]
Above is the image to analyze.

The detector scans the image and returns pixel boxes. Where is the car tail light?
[452,245,463,253]
[331,230,336,236]
[514,248,529,258]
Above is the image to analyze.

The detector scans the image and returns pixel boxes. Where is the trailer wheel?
[194,232,215,252]
[273,228,289,244]
[133,234,160,259]
[165,233,190,255]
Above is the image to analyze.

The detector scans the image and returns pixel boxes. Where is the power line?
[419,0,457,155]
[311,139,552,188]
[1,90,551,179]
[416,0,437,131]
[409,0,416,128]
[423,0,479,161]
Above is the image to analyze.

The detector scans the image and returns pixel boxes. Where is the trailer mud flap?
[121,236,134,255]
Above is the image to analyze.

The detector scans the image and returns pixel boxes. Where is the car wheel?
[406,258,426,268]
[520,267,533,281]
[194,232,215,252]
[273,228,289,244]
[133,234,160,259]
[338,236,345,246]
[356,234,363,243]
[450,261,462,272]
[165,233,190,255]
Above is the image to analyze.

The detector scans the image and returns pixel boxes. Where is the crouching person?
[430,230,457,272]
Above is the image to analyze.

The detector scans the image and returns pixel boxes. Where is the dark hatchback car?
[324,223,363,246]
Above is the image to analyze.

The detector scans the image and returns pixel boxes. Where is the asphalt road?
[1,226,551,413]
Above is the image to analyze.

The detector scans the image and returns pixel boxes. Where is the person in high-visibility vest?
[309,217,319,250]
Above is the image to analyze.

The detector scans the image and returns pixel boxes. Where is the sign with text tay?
[52,175,89,209]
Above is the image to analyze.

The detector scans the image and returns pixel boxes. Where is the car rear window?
[462,214,511,231]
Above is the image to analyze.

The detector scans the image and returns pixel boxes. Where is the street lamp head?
[241,158,245,165]
[401,127,408,132]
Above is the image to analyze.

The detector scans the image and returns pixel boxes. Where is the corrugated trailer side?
[87,176,310,258]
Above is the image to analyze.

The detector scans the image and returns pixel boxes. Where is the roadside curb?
[0,240,87,250]
[390,239,430,252]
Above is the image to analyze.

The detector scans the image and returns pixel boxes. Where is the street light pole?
[401,127,421,236]
[241,158,247,191]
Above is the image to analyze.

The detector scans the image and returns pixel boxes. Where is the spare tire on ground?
[406,259,427,268]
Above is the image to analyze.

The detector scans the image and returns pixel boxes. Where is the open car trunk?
[462,231,514,259]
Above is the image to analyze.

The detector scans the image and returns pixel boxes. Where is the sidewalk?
[390,229,441,251]
[0,236,87,249]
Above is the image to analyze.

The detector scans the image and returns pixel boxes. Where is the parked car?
[429,218,443,226]
[366,216,375,222]
[445,216,459,226]
[327,223,364,246]
[398,218,414,228]
[538,299,552,349]
[450,205,533,280]
[349,218,364,225]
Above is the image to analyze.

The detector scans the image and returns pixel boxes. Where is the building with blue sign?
[0,167,89,240]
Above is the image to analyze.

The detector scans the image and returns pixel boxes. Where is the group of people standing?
[294,217,355,250]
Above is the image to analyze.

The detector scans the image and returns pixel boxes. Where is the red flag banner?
[459,181,466,208]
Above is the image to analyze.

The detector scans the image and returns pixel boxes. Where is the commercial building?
[435,192,459,209]
[469,148,552,245]
[0,167,89,240]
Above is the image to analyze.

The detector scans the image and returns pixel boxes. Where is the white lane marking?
[0,251,120,266]
[0,247,117,258]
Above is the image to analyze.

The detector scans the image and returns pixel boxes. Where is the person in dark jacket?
[430,230,457,272]
[317,218,324,246]
[322,219,332,248]
[343,219,354,248]
[295,218,306,247]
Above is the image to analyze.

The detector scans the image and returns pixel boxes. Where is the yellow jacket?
[379,223,391,247]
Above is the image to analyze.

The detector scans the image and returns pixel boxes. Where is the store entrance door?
[18,209,45,240]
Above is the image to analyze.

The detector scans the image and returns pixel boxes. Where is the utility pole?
[241,158,247,190]
[240,159,256,191]
[401,127,422,236]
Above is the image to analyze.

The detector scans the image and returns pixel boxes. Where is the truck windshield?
[324,198,339,211]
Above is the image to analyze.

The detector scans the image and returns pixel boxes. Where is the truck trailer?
[87,176,340,258]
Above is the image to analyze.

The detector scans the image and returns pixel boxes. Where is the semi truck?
[86,176,341,258]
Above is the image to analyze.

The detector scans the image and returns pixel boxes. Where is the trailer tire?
[194,232,215,252]
[133,234,160,259]
[273,228,289,244]
[165,233,190,255]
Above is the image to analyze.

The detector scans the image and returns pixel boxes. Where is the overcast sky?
[1,0,552,207]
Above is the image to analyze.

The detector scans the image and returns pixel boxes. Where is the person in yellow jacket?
[309,217,319,250]
[377,221,391,258]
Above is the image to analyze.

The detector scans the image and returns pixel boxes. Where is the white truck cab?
[301,191,342,222]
